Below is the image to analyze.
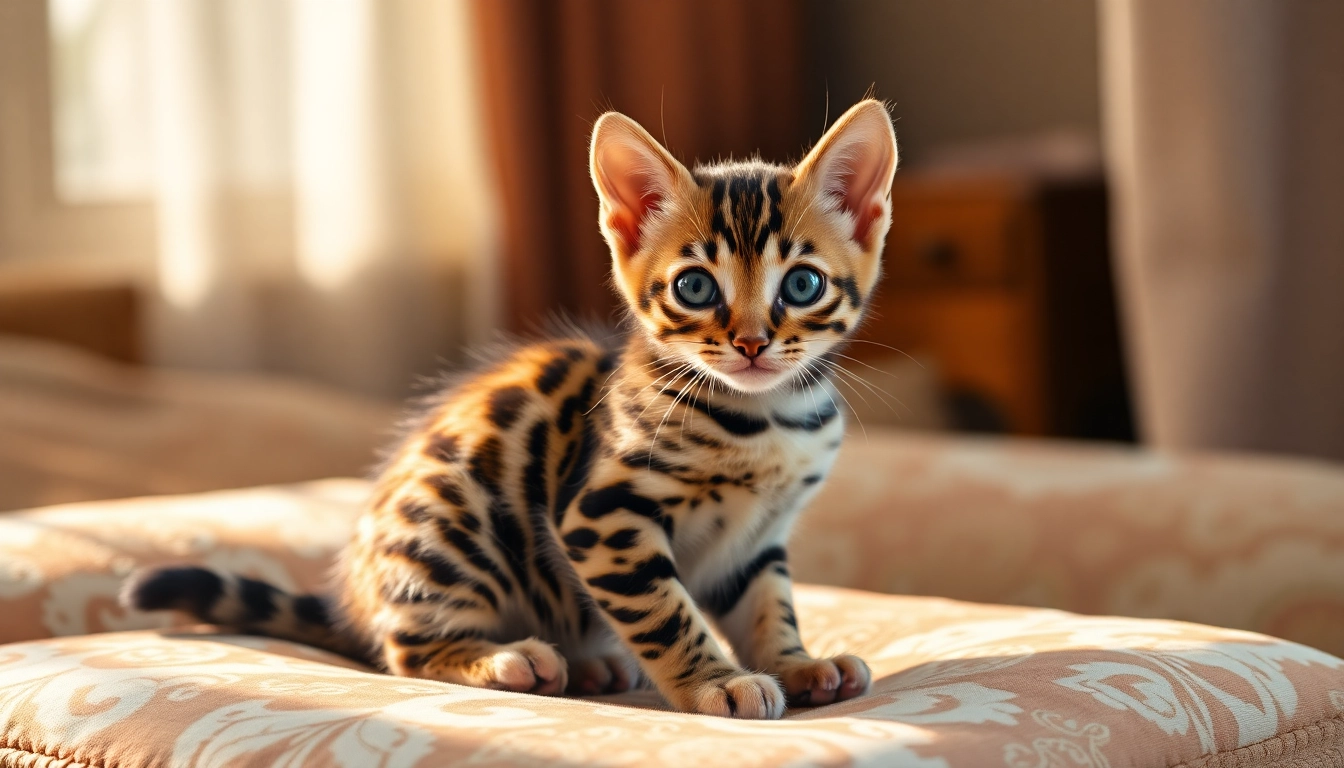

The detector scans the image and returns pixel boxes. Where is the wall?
[805,0,1101,164]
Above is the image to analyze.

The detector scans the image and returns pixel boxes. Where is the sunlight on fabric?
[293,0,387,291]
[147,0,213,308]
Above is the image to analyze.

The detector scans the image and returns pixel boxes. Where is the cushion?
[1,589,1342,767]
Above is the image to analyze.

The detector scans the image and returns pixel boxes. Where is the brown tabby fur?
[123,100,899,718]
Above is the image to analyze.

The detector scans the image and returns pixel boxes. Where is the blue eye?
[781,266,824,306]
[674,269,719,307]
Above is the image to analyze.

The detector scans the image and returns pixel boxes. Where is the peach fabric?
[2,430,1344,661]
[1,593,1342,767]
[796,433,1344,658]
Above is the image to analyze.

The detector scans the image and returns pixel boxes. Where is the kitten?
[123,99,898,719]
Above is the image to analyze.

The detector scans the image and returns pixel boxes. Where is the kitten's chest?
[666,393,844,581]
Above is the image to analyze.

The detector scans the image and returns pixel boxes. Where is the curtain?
[142,0,498,398]
[1100,0,1344,460]
[472,0,808,331]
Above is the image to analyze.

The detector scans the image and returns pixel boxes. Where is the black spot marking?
[424,433,461,463]
[562,528,600,550]
[536,355,573,395]
[460,511,481,533]
[641,649,662,660]
[704,546,787,616]
[397,498,432,525]
[603,528,640,550]
[425,475,465,507]
[801,474,824,486]
[486,386,530,429]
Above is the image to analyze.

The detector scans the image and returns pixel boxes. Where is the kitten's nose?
[732,335,770,359]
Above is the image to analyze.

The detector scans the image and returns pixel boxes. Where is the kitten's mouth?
[716,358,790,392]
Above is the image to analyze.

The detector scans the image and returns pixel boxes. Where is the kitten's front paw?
[484,638,568,696]
[776,654,871,706]
[691,672,786,719]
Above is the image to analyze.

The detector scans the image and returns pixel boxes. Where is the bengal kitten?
[124,100,899,719]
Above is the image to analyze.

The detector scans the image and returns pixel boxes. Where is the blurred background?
[1,0,1341,510]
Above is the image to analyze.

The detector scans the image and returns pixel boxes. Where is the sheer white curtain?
[1100,0,1344,460]
[142,0,498,398]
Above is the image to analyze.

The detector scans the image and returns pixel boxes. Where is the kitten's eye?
[781,266,825,306]
[673,268,719,308]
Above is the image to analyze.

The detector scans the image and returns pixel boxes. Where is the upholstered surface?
[3,431,1344,660]
[3,453,1344,765]
[2,589,1343,768]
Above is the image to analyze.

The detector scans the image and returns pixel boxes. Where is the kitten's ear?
[590,112,692,258]
[794,100,899,249]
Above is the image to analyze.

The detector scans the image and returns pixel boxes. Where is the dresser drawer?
[884,196,1027,287]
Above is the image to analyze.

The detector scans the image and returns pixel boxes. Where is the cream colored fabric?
[0,335,398,512]
[1100,0,1344,461]
[2,431,1343,660]
[1,595,1342,767]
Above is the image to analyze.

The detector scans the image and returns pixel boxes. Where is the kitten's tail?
[121,566,368,663]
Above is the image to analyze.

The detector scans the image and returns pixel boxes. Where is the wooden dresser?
[855,149,1133,440]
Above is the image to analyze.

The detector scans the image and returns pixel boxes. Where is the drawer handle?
[919,238,959,269]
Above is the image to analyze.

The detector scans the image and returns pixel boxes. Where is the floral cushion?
[1,590,1343,767]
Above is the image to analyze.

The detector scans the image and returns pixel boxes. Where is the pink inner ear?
[600,143,668,254]
[831,147,891,248]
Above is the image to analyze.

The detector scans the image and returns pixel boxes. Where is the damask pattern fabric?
[1,592,1342,767]
[3,434,1344,765]
[2,432,1342,656]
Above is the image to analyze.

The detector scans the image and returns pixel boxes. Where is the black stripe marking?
[523,419,549,512]
[236,577,279,622]
[490,503,531,591]
[436,519,513,595]
[292,595,329,626]
[663,391,770,436]
[605,605,651,624]
[469,437,504,496]
[554,423,597,525]
[832,275,861,308]
[632,610,684,647]
[397,498,432,525]
[557,377,596,433]
[704,546,787,616]
[579,482,672,538]
[773,403,840,431]
[586,554,677,596]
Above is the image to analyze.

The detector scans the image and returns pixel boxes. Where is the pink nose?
[733,335,769,359]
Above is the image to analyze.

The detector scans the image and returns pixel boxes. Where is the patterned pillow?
[1,589,1342,767]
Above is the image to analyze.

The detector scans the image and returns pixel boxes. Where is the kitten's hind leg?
[383,630,568,695]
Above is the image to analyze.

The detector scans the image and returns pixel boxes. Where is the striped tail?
[121,566,366,662]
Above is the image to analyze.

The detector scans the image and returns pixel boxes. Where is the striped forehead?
[691,167,790,263]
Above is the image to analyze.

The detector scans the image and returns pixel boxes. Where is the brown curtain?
[473,0,808,331]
